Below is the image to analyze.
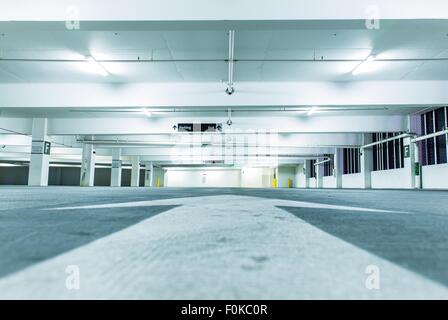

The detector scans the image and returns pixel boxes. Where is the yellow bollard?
[272,178,277,189]
[287,178,292,188]
[156,178,161,188]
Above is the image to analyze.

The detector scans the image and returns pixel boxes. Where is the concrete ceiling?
[0,1,447,165]
[1,20,448,83]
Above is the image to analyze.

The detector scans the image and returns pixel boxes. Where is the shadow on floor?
[278,206,448,287]
[0,205,178,278]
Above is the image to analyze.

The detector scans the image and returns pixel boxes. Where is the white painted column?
[303,160,310,188]
[28,118,50,186]
[80,144,95,187]
[403,137,416,189]
[360,134,373,189]
[413,140,421,189]
[316,161,323,189]
[110,148,122,187]
[334,148,343,189]
[144,162,154,187]
[131,156,140,187]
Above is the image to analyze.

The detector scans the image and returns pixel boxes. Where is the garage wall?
[422,164,448,189]
[165,168,241,188]
[49,167,80,186]
[0,166,29,185]
[153,168,165,187]
[371,168,410,189]
[295,164,306,188]
[241,167,272,188]
[309,177,317,188]
[277,166,295,188]
[342,173,363,188]
[323,176,337,188]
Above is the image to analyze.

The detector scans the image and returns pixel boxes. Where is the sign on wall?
[112,159,122,169]
[404,145,410,158]
[43,141,51,155]
[177,123,222,133]
[31,141,51,155]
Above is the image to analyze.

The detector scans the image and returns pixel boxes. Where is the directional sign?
[31,140,51,155]
[404,145,411,158]
[178,123,222,133]
[43,141,51,155]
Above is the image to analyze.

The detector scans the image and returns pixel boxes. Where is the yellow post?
[272,178,277,188]
[156,178,161,188]
[287,178,292,188]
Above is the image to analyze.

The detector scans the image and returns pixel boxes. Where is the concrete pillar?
[413,140,421,189]
[360,134,373,189]
[145,162,154,187]
[110,148,122,187]
[80,144,95,187]
[334,148,343,188]
[316,161,323,189]
[131,156,140,187]
[403,137,417,189]
[303,160,310,188]
[28,118,50,186]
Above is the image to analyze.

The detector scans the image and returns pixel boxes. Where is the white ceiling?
[1,20,448,83]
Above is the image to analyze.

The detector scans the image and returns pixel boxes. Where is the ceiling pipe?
[313,157,331,166]
[3,57,448,63]
[69,106,389,114]
[411,129,448,143]
[360,133,412,149]
[226,30,235,95]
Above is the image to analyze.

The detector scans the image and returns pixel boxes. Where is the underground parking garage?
[0,0,448,303]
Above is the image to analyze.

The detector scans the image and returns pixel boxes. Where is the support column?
[316,161,323,189]
[131,156,140,187]
[28,118,50,186]
[80,144,95,187]
[110,148,122,187]
[145,162,154,187]
[403,137,417,189]
[303,160,310,188]
[334,148,343,188]
[360,134,373,189]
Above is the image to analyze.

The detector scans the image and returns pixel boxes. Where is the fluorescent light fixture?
[141,108,152,117]
[307,106,318,116]
[85,55,109,76]
[352,54,377,76]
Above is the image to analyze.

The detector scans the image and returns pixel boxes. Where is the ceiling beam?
[2,0,448,22]
[0,81,447,109]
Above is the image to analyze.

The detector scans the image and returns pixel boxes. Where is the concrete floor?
[0,186,447,299]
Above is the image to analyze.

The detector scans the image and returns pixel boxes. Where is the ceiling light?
[307,106,318,116]
[352,54,377,76]
[85,55,109,76]
[141,108,152,117]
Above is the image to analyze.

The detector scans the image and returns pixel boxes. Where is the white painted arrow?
[0,195,445,300]
[48,195,408,214]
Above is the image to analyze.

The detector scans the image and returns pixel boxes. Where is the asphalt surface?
[0,186,447,299]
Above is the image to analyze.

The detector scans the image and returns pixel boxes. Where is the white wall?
[371,168,410,189]
[165,168,241,188]
[342,173,363,189]
[278,166,295,188]
[241,167,272,188]
[323,176,337,188]
[295,164,307,188]
[309,177,317,188]
[153,168,165,187]
[422,164,448,189]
